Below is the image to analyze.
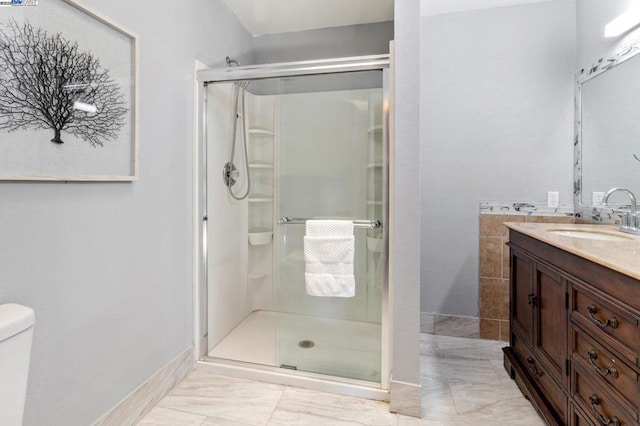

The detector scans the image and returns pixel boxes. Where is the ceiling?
[220,0,553,36]
[421,0,553,18]
[220,0,394,36]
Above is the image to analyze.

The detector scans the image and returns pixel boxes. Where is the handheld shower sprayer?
[223,80,251,200]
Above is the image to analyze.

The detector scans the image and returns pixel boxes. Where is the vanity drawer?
[571,324,638,412]
[571,283,639,366]
[514,335,567,423]
[569,402,596,426]
[572,362,637,426]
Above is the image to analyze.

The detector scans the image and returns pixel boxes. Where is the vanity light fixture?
[605,5,640,37]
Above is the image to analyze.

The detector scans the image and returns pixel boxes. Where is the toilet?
[0,304,35,426]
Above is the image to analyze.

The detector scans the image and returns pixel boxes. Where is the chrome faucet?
[603,187,640,234]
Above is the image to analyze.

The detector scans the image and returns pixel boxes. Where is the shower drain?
[298,340,315,349]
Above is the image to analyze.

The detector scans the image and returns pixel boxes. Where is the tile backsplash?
[478,201,574,341]
[480,201,574,217]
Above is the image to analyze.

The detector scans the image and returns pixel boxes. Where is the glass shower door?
[274,71,385,382]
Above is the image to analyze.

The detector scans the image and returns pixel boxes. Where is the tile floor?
[138,334,545,425]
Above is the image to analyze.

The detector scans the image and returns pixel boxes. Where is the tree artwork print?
[0,19,127,146]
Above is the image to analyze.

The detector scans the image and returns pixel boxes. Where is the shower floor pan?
[208,310,381,383]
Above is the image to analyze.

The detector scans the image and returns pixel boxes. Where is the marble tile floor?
[138,334,544,425]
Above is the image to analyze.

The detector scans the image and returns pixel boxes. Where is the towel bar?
[277,217,382,229]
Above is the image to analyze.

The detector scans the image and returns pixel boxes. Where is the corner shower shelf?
[248,194,273,203]
[248,128,274,137]
[367,163,383,169]
[367,200,383,206]
[368,125,383,133]
[248,273,268,281]
[248,228,273,245]
[249,161,274,169]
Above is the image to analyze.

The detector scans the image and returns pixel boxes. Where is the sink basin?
[548,229,632,241]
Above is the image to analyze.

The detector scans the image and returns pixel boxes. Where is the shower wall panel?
[245,92,276,313]
[206,84,249,351]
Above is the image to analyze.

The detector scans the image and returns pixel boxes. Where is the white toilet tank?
[0,303,35,426]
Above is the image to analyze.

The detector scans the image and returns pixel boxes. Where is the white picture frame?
[0,0,138,181]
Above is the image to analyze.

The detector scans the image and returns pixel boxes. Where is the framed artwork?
[0,0,138,181]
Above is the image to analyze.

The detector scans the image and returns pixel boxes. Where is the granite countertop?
[504,222,640,281]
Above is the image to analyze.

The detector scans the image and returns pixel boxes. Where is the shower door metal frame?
[194,54,391,395]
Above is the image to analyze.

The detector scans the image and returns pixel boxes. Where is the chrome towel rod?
[277,217,382,229]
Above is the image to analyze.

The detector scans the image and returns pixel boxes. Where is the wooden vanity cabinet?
[507,245,568,424]
[503,229,640,426]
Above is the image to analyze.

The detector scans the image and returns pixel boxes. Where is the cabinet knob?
[526,356,543,377]
[588,394,620,426]
[588,349,618,378]
[527,293,537,307]
[587,305,618,329]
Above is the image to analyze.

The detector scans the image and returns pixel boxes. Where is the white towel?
[304,220,355,297]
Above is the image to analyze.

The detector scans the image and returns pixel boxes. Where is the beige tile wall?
[478,214,574,341]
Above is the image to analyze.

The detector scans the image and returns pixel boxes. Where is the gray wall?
[252,21,393,63]
[392,0,422,389]
[576,0,637,66]
[420,1,576,316]
[1,1,252,424]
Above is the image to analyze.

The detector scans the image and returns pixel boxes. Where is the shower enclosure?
[195,56,390,396]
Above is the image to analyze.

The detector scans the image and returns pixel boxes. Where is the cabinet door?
[510,248,534,345]
[534,263,568,387]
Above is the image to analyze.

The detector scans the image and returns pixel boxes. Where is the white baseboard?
[93,346,194,426]
[389,378,422,418]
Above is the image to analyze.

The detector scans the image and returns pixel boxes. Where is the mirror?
[576,42,640,215]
